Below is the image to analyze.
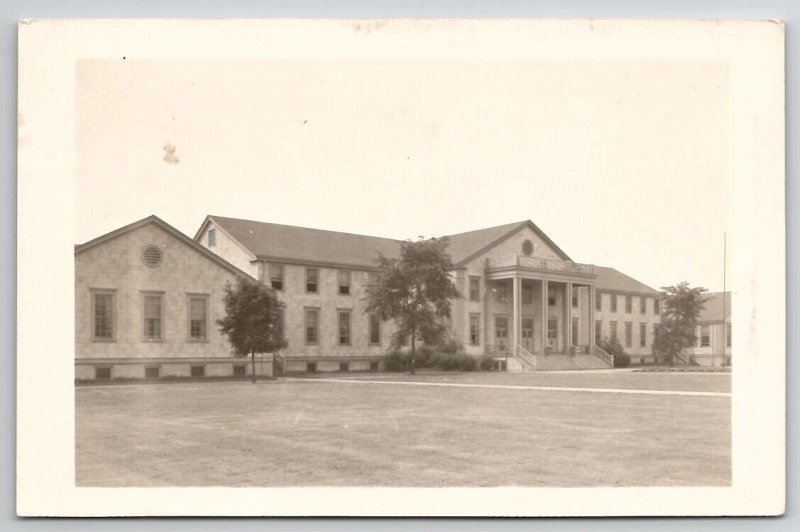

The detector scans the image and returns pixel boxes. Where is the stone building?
[195,215,664,372]
[74,216,273,381]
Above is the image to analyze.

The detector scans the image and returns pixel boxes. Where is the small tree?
[653,281,708,366]
[218,277,287,382]
[366,237,461,375]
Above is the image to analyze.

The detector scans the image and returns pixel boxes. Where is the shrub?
[599,337,630,368]
[384,350,408,372]
[478,355,496,371]
[430,352,477,371]
[613,353,631,368]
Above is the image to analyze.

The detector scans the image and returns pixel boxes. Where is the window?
[495,317,508,342]
[522,318,534,340]
[142,245,163,268]
[188,295,207,341]
[307,362,317,373]
[208,228,216,247]
[522,284,533,305]
[306,267,318,293]
[625,322,632,347]
[595,292,602,311]
[305,308,319,344]
[640,323,647,347]
[469,276,480,301]
[611,295,618,313]
[338,310,351,345]
[654,299,660,314]
[547,319,558,347]
[640,296,647,314]
[339,361,349,372]
[92,290,115,341]
[495,284,509,303]
[522,239,534,256]
[625,295,632,313]
[270,264,284,290]
[95,366,111,380]
[572,290,579,308]
[610,321,618,342]
[548,289,556,306]
[470,314,481,346]
[571,318,579,345]
[143,293,163,341]
[369,314,381,345]
[595,320,602,344]
[190,365,205,377]
[145,366,160,379]
[338,270,351,295]
[726,324,732,347]
[233,365,246,377]
[700,325,710,347]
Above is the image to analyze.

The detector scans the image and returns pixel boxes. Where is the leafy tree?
[366,237,461,375]
[218,277,287,382]
[653,282,708,365]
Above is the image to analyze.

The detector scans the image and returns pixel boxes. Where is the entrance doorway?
[547,319,558,350]
[521,317,534,351]
[494,316,508,353]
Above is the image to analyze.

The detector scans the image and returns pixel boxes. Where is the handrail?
[593,345,614,367]
[486,255,595,275]
[515,344,537,372]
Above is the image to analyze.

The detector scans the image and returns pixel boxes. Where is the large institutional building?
[74,214,728,380]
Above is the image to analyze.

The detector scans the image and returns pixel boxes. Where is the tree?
[365,237,461,375]
[218,277,287,382]
[653,282,708,366]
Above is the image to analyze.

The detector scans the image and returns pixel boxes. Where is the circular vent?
[522,239,534,256]
[143,245,163,267]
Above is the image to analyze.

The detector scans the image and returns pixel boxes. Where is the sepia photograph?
[16,18,785,516]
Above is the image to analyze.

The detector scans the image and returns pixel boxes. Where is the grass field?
[76,370,730,487]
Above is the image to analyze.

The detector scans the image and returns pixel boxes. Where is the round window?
[522,239,534,256]
[142,245,163,267]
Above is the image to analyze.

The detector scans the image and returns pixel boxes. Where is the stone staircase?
[508,345,613,372]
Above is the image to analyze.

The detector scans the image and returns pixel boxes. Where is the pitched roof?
[446,220,571,265]
[75,215,254,279]
[698,292,732,322]
[594,266,659,296]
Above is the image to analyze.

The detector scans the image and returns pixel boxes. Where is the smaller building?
[74,216,273,381]
[683,292,732,366]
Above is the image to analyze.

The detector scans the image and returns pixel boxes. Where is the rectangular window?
[208,228,216,247]
[270,264,284,290]
[654,299,660,314]
[610,321,618,342]
[143,293,163,341]
[548,289,556,306]
[496,285,509,303]
[95,366,111,380]
[595,320,602,344]
[572,290,579,308]
[522,285,533,305]
[306,267,318,293]
[595,292,602,311]
[145,366,160,379]
[92,291,115,340]
[640,296,647,314]
[726,324,732,347]
[701,325,710,347]
[522,318,534,339]
[305,309,319,344]
[495,317,508,342]
[190,365,205,377]
[470,314,481,346]
[640,323,647,347]
[233,365,246,377]
[339,361,349,372]
[625,295,632,313]
[547,319,558,346]
[571,317,579,345]
[611,295,618,313]
[338,310,351,345]
[338,270,351,295]
[469,276,480,301]
[188,295,208,341]
[369,314,381,345]
[625,322,632,347]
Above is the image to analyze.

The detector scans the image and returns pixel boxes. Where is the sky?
[75,58,729,291]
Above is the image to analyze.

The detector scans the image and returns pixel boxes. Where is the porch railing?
[486,255,595,275]
[593,345,614,367]
[515,344,537,372]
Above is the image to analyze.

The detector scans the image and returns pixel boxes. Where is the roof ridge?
[209,214,406,243]
[442,220,528,238]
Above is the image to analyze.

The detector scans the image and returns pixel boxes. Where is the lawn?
[75,371,730,487]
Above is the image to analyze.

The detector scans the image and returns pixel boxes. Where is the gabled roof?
[75,215,254,279]
[196,216,571,269]
[594,266,659,296]
[698,292,731,323]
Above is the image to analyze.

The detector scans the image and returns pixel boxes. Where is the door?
[547,319,558,350]
[494,316,508,353]
[521,317,534,351]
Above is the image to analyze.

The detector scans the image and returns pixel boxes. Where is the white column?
[512,277,521,355]
[541,279,549,354]
[564,282,572,353]
[589,285,596,354]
